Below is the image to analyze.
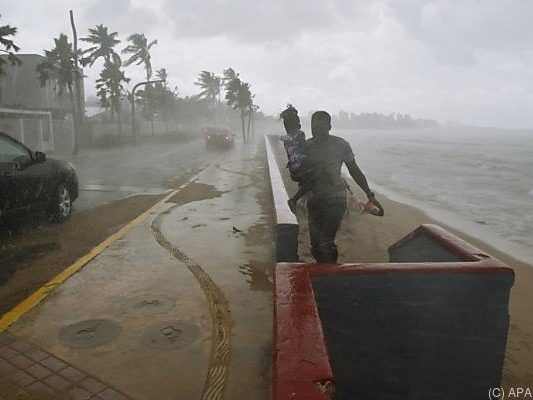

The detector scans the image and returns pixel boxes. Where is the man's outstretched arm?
[346,158,373,198]
[346,158,385,215]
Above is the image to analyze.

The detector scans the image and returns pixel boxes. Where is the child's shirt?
[280,130,306,173]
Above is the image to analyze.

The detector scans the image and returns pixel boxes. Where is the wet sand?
[295,188,533,388]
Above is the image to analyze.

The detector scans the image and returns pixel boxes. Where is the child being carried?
[279,105,316,212]
[280,104,382,216]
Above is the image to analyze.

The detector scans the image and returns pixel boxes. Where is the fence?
[0,109,54,152]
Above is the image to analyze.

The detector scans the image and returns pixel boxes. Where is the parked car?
[0,131,79,223]
[203,127,235,148]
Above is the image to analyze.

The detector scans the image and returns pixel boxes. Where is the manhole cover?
[123,294,175,316]
[59,319,121,348]
[141,321,199,350]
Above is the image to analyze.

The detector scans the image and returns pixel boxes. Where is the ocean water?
[332,127,533,262]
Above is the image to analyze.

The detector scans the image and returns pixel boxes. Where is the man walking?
[305,111,384,263]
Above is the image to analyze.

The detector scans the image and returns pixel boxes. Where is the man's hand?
[369,197,384,217]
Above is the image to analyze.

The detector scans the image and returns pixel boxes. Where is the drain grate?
[123,294,175,316]
[141,320,199,350]
[59,319,121,348]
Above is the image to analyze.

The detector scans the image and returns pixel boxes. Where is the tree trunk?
[240,108,246,143]
[117,101,122,145]
[70,11,84,133]
[247,110,252,142]
[251,111,255,138]
[68,86,78,155]
[151,115,155,136]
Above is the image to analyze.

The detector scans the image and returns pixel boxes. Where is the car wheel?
[50,183,72,223]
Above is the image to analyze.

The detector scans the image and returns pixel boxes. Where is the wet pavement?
[2,138,274,399]
[60,139,222,212]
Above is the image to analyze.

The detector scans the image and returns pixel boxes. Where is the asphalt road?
[61,138,225,212]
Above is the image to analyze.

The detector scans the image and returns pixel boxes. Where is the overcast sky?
[2,0,533,128]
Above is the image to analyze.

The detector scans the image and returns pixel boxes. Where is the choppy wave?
[339,127,533,252]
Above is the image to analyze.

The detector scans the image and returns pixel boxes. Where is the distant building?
[338,110,349,122]
[0,54,85,152]
[0,54,84,115]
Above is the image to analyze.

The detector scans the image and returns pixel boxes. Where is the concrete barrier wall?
[274,224,514,400]
[265,135,299,262]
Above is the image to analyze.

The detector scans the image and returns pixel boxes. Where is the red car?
[203,127,235,149]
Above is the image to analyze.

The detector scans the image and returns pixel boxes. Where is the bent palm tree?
[195,71,221,123]
[156,68,168,86]
[225,77,252,143]
[122,33,157,80]
[123,33,158,136]
[96,58,130,139]
[195,71,221,103]
[80,24,120,66]
[37,34,81,154]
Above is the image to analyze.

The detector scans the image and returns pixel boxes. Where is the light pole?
[131,79,165,144]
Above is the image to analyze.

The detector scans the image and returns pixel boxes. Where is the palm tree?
[37,34,81,154]
[156,68,168,86]
[122,33,157,80]
[246,93,256,142]
[80,24,120,66]
[123,33,158,136]
[0,15,22,76]
[195,70,222,123]
[225,77,252,143]
[96,58,130,140]
[223,67,239,85]
[195,71,221,103]
[154,68,175,133]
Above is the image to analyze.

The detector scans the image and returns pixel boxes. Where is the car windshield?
[0,135,30,163]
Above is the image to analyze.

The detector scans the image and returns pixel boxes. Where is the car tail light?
[207,135,212,139]
[225,136,230,140]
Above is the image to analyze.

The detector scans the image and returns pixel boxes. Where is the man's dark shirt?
[304,135,354,197]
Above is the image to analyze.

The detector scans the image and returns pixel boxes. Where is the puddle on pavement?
[0,242,60,286]
[59,319,122,348]
[238,262,273,292]
[167,182,225,205]
[123,294,176,316]
[141,320,200,350]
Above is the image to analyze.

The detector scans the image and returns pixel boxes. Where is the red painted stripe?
[388,224,504,263]
[274,263,334,400]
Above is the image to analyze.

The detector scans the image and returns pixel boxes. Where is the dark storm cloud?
[386,0,533,65]
[162,0,372,42]
[82,0,161,36]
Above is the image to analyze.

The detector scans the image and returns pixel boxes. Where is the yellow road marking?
[0,164,214,332]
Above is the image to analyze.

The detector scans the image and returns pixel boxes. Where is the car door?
[0,161,17,217]
[20,155,52,209]
[0,133,37,214]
